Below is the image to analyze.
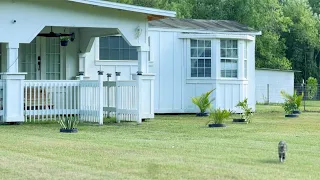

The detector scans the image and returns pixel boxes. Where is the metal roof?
[67,0,176,19]
[149,18,260,34]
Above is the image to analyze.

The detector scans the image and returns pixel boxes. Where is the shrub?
[208,108,231,124]
[236,98,253,123]
[191,89,215,113]
[306,77,318,100]
[58,116,79,130]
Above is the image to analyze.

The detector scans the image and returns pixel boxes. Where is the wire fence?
[294,84,320,112]
[256,83,320,112]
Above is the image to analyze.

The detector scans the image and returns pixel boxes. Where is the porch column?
[6,43,19,73]
[1,42,26,123]
[137,47,149,74]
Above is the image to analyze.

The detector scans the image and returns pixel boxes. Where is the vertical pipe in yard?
[98,71,104,125]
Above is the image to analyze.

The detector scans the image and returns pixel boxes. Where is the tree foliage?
[107,0,320,83]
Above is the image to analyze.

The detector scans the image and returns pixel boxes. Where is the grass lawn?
[1,105,320,179]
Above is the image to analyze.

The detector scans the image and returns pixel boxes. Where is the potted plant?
[191,89,215,116]
[233,98,253,123]
[207,108,231,128]
[60,36,69,46]
[59,116,79,133]
[281,91,298,118]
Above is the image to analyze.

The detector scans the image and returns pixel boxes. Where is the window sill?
[95,60,138,66]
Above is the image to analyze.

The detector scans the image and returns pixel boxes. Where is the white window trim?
[220,39,239,79]
[186,39,213,79]
[95,37,138,62]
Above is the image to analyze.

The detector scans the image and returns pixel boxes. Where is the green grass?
[1,105,320,179]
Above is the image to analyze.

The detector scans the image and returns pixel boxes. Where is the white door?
[20,37,63,80]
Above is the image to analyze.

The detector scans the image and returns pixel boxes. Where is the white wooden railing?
[24,80,81,122]
[103,80,139,122]
[21,73,154,124]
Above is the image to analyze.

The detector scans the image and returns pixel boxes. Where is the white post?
[79,53,87,74]
[2,42,26,123]
[115,72,121,123]
[98,71,104,125]
[136,73,142,124]
[137,47,149,74]
[79,71,84,81]
[106,73,111,118]
[6,43,19,73]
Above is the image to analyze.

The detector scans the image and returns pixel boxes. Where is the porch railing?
[19,73,154,124]
[103,80,139,122]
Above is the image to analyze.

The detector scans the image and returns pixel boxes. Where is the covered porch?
[0,0,175,124]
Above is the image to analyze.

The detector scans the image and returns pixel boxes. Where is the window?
[220,40,238,78]
[244,41,248,79]
[99,36,138,60]
[190,39,211,77]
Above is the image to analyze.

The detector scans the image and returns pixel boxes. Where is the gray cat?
[278,141,287,162]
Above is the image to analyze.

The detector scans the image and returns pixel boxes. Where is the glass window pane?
[205,68,211,77]
[191,40,197,47]
[221,70,225,77]
[99,49,108,60]
[226,70,231,77]
[191,59,198,67]
[205,59,211,67]
[110,49,119,60]
[129,49,138,60]
[227,40,232,48]
[221,40,226,48]
[232,49,238,58]
[109,36,120,48]
[205,40,211,47]
[221,49,226,57]
[232,70,238,77]
[205,48,211,57]
[198,40,204,47]
[227,49,232,57]
[198,48,205,57]
[198,68,204,77]
[198,59,204,67]
[191,68,197,77]
[232,40,238,48]
[100,37,109,48]
[191,48,197,57]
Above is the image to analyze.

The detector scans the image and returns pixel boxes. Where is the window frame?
[98,35,138,61]
[220,39,239,79]
[187,39,213,79]
[244,41,248,79]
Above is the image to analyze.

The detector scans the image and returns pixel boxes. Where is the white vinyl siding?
[220,40,238,78]
[190,39,211,78]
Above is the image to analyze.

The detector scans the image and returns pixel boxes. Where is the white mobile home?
[87,18,261,113]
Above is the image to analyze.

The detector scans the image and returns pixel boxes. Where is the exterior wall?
[148,29,256,113]
[255,69,294,103]
[83,38,138,81]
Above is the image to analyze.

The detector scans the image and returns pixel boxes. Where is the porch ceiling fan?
[37,26,74,39]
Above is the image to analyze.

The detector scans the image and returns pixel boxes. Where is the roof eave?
[67,0,176,18]
[149,27,262,35]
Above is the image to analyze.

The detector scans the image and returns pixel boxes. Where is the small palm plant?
[191,89,215,116]
[280,90,299,116]
[59,116,79,133]
[207,108,231,127]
